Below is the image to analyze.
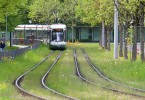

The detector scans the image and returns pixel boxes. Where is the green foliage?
[76,0,98,26]
[0,0,27,21]
[0,0,144,31]
[28,0,62,24]
[98,0,114,25]
[120,0,140,13]
[76,0,114,26]
[0,0,28,31]
[61,0,78,25]
[28,0,80,25]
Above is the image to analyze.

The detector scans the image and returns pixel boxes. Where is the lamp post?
[10,31,12,47]
[102,21,105,48]
[6,14,7,39]
[114,0,119,59]
[5,14,8,50]
[29,20,32,40]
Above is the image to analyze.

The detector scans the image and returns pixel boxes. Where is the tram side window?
[63,30,66,40]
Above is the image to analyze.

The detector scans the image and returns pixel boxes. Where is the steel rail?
[74,49,145,98]
[81,48,145,93]
[42,51,79,100]
[15,51,54,100]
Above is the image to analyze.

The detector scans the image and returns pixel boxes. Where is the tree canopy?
[0,0,28,31]
[0,0,145,61]
[0,0,145,30]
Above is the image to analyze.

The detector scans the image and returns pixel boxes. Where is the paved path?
[127,43,144,54]
[13,45,29,48]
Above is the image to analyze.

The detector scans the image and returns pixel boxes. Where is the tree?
[114,0,144,61]
[13,0,145,61]
[119,24,124,57]
[76,0,114,50]
[139,1,145,62]
[0,0,28,31]
[62,0,78,42]
[28,0,62,24]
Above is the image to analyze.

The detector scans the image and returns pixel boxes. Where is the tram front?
[49,24,66,49]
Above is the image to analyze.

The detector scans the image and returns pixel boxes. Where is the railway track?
[15,51,54,100]
[41,51,79,100]
[81,48,145,95]
[74,48,145,99]
[81,48,145,92]
[15,50,79,100]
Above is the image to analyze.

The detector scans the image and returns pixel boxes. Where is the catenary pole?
[6,14,7,40]
[114,0,118,59]
[102,21,105,48]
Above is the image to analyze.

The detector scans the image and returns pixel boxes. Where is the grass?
[5,46,19,50]
[0,43,145,100]
[0,43,50,100]
[74,45,145,96]
[45,44,140,100]
[81,43,145,89]
[21,51,67,100]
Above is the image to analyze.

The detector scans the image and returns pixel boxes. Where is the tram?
[49,23,67,49]
[14,25,50,40]
[14,24,67,49]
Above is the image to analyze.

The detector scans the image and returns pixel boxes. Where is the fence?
[13,39,39,45]
[0,40,40,60]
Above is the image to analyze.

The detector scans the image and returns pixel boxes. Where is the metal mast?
[114,0,119,59]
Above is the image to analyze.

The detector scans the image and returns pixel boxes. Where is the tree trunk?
[104,26,107,49]
[124,0,129,59]
[99,26,102,47]
[124,22,129,59]
[132,25,137,61]
[119,25,123,57]
[140,2,144,62]
[71,21,74,42]
[132,11,138,61]
[107,26,111,51]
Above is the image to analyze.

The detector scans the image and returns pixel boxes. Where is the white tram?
[15,25,50,40]
[15,24,67,49]
[49,24,67,49]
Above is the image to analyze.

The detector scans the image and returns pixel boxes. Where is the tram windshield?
[52,29,64,42]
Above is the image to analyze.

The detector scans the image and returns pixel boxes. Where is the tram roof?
[15,25,50,31]
[50,24,66,29]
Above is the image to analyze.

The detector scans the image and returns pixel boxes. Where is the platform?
[13,45,29,48]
